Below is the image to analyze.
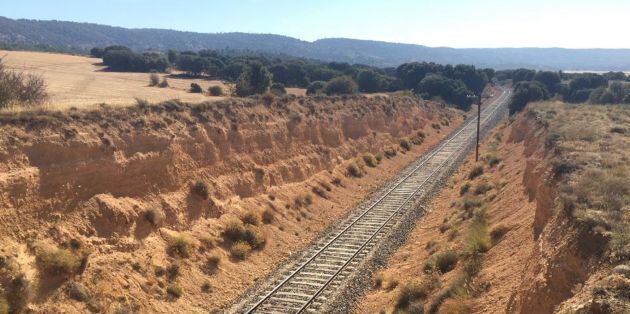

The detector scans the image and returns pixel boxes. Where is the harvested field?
[0,50,234,110]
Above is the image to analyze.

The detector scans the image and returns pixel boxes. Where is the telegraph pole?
[475,94,481,162]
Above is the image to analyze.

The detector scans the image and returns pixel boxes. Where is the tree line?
[92,45,491,110]
[496,69,630,114]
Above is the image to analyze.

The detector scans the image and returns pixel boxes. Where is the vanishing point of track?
[238,88,512,314]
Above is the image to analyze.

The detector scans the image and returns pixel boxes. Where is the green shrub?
[474,182,493,195]
[67,281,90,302]
[270,83,287,95]
[230,242,252,260]
[222,217,247,242]
[166,262,180,280]
[6,273,30,313]
[483,153,501,167]
[384,147,397,158]
[166,284,183,298]
[35,244,84,276]
[144,209,162,227]
[466,208,491,253]
[235,61,272,96]
[319,181,333,192]
[468,164,484,180]
[149,73,160,86]
[324,76,358,95]
[205,253,221,272]
[331,177,344,187]
[293,193,313,208]
[261,209,275,224]
[208,85,223,96]
[424,250,459,274]
[166,234,194,259]
[395,279,437,309]
[158,78,169,88]
[190,180,209,199]
[347,161,365,178]
[199,236,217,250]
[362,153,378,167]
[312,185,328,199]
[243,225,266,249]
[461,196,482,211]
[375,153,383,163]
[241,210,261,226]
[490,224,510,244]
[201,282,212,293]
[190,83,203,93]
[306,81,326,95]
[459,182,471,196]
[400,138,412,151]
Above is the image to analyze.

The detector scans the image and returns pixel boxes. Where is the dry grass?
[347,160,365,178]
[0,50,229,110]
[465,207,491,254]
[166,234,195,259]
[530,102,630,260]
[241,210,261,226]
[468,164,484,180]
[395,277,438,310]
[230,242,252,260]
[423,250,459,274]
[166,284,184,298]
[33,242,87,276]
[362,153,378,168]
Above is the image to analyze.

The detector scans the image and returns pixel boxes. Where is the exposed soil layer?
[0,95,462,312]
[353,102,629,314]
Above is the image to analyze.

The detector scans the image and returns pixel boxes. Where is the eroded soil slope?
[354,102,629,314]
[0,95,462,313]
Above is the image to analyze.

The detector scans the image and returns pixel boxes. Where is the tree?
[235,62,272,96]
[270,83,287,95]
[190,83,203,93]
[415,74,474,111]
[0,58,47,109]
[324,76,358,95]
[511,68,536,83]
[306,81,326,95]
[90,47,105,58]
[356,69,386,93]
[509,81,549,114]
[534,71,561,95]
[208,85,223,96]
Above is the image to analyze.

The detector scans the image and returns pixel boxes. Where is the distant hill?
[1,16,629,70]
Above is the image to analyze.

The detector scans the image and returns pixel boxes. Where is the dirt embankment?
[0,95,462,313]
[354,102,629,314]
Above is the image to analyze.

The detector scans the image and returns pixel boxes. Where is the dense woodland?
[94,45,493,111]
[496,69,630,114]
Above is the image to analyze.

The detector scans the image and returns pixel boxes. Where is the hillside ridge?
[2,16,630,70]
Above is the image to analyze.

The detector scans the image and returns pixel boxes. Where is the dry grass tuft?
[395,277,438,310]
[34,242,88,277]
[241,210,261,226]
[230,242,252,260]
[190,180,210,199]
[166,284,183,298]
[347,160,365,178]
[423,250,459,274]
[468,164,484,180]
[399,138,412,151]
[166,234,195,259]
[362,153,378,168]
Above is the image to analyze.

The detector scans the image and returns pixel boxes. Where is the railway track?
[233,88,511,314]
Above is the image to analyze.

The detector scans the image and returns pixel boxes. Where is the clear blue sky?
[1,0,628,48]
